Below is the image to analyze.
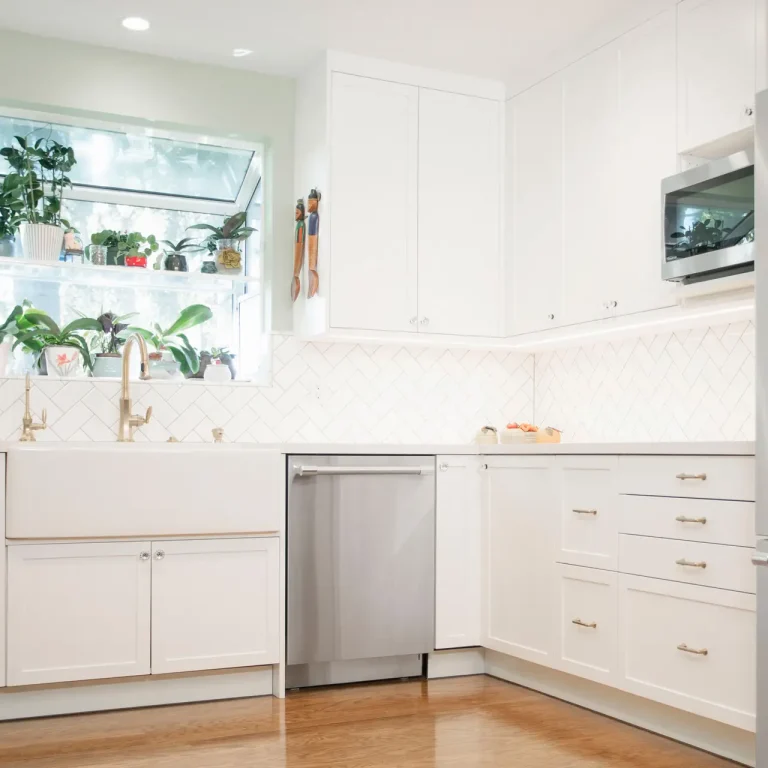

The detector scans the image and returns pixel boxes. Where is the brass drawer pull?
[676,473,707,481]
[572,618,597,629]
[676,558,707,569]
[573,508,598,515]
[675,515,707,524]
[677,643,708,656]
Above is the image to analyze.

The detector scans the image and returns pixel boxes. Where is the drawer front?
[558,457,618,569]
[618,456,754,501]
[620,495,755,547]
[556,564,617,686]
[619,535,755,593]
[619,575,756,731]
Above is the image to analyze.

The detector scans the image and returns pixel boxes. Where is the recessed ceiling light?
[122,17,150,32]
[232,48,253,58]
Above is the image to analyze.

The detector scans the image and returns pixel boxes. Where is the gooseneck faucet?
[20,373,46,441]
[118,333,153,442]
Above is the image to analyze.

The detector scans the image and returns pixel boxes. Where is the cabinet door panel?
[485,458,556,666]
[435,457,483,649]
[615,10,677,315]
[0,456,5,688]
[418,89,503,337]
[7,542,151,686]
[330,73,419,332]
[509,75,564,334]
[151,538,279,675]
[563,44,619,325]
[678,0,756,152]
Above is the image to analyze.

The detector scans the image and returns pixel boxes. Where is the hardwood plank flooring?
[0,676,736,767]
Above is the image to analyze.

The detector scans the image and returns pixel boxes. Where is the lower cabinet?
[6,537,280,687]
[7,541,152,686]
[152,538,279,674]
[618,574,756,732]
[555,564,618,687]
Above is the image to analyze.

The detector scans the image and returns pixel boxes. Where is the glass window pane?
[0,115,254,202]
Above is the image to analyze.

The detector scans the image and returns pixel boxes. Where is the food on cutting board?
[501,422,562,444]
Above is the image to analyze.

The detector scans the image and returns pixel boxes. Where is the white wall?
[0,29,296,331]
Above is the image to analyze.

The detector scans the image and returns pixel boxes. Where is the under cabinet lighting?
[122,17,150,31]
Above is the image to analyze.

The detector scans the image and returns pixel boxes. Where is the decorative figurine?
[307,189,321,298]
[292,198,306,302]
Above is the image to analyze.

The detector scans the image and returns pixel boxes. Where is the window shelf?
[0,257,259,295]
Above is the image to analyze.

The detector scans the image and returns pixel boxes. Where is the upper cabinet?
[677,0,756,154]
[508,74,564,335]
[418,90,503,337]
[329,74,419,333]
[294,56,505,342]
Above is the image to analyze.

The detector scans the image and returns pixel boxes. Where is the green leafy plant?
[0,175,24,240]
[160,237,200,254]
[90,230,159,263]
[125,304,213,376]
[0,133,76,227]
[0,301,31,344]
[12,308,102,371]
[187,211,257,254]
[81,310,137,355]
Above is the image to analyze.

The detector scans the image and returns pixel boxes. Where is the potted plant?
[191,346,237,381]
[89,230,158,266]
[0,302,31,374]
[188,211,256,274]
[12,308,101,377]
[0,175,24,257]
[159,238,199,272]
[0,134,76,262]
[126,304,213,379]
[86,311,137,378]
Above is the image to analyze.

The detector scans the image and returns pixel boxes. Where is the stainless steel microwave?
[662,150,754,283]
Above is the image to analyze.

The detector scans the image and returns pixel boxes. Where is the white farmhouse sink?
[6,443,284,539]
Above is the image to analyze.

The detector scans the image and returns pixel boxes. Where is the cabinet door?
[484,457,557,666]
[678,0,756,153]
[562,44,620,325]
[0,456,6,688]
[435,457,483,649]
[557,456,618,570]
[7,542,151,686]
[556,565,618,687]
[418,89,503,337]
[508,74,564,334]
[330,73,419,332]
[151,538,279,675]
[614,10,677,315]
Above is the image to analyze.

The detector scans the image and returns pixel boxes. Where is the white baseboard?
[0,667,274,721]
[485,650,755,767]
[428,648,486,679]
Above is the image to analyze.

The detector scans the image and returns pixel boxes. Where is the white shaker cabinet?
[508,74,564,335]
[435,456,483,649]
[678,0,756,153]
[0,456,6,688]
[418,90,503,337]
[329,73,419,333]
[7,542,151,686]
[151,538,280,675]
[484,457,557,666]
[562,43,619,325]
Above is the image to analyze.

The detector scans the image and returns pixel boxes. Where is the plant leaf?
[165,304,213,337]
[60,318,102,336]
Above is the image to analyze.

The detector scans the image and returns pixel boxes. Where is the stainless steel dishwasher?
[287,455,435,688]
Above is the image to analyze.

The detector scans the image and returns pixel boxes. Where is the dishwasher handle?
[295,464,434,477]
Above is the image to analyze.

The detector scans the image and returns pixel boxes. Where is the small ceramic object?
[0,236,14,258]
[43,346,85,378]
[204,362,232,383]
[125,254,147,268]
[164,252,188,272]
[149,350,182,380]
[474,426,498,445]
[92,354,122,378]
[201,258,218,274]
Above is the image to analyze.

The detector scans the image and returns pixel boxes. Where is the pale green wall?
[0,29,295,331]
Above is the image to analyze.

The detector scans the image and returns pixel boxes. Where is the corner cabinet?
[677,0,756,154]
[294,57,505,342]
[6,537,280,687]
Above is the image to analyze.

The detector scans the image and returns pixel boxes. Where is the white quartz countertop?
[279,441,755,456]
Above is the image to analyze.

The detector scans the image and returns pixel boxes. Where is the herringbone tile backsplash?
[0,320,755,444]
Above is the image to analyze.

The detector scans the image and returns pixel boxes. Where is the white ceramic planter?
[204,363,233,383]
[44,346,85,378]
[92,354,122,378]
[20,223,64,262]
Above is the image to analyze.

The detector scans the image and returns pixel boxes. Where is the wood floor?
[0,676,736,767]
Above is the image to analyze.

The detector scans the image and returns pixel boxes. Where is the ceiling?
[0,0,680,94]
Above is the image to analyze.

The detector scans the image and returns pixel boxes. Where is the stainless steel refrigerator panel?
[287,455,436,667]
